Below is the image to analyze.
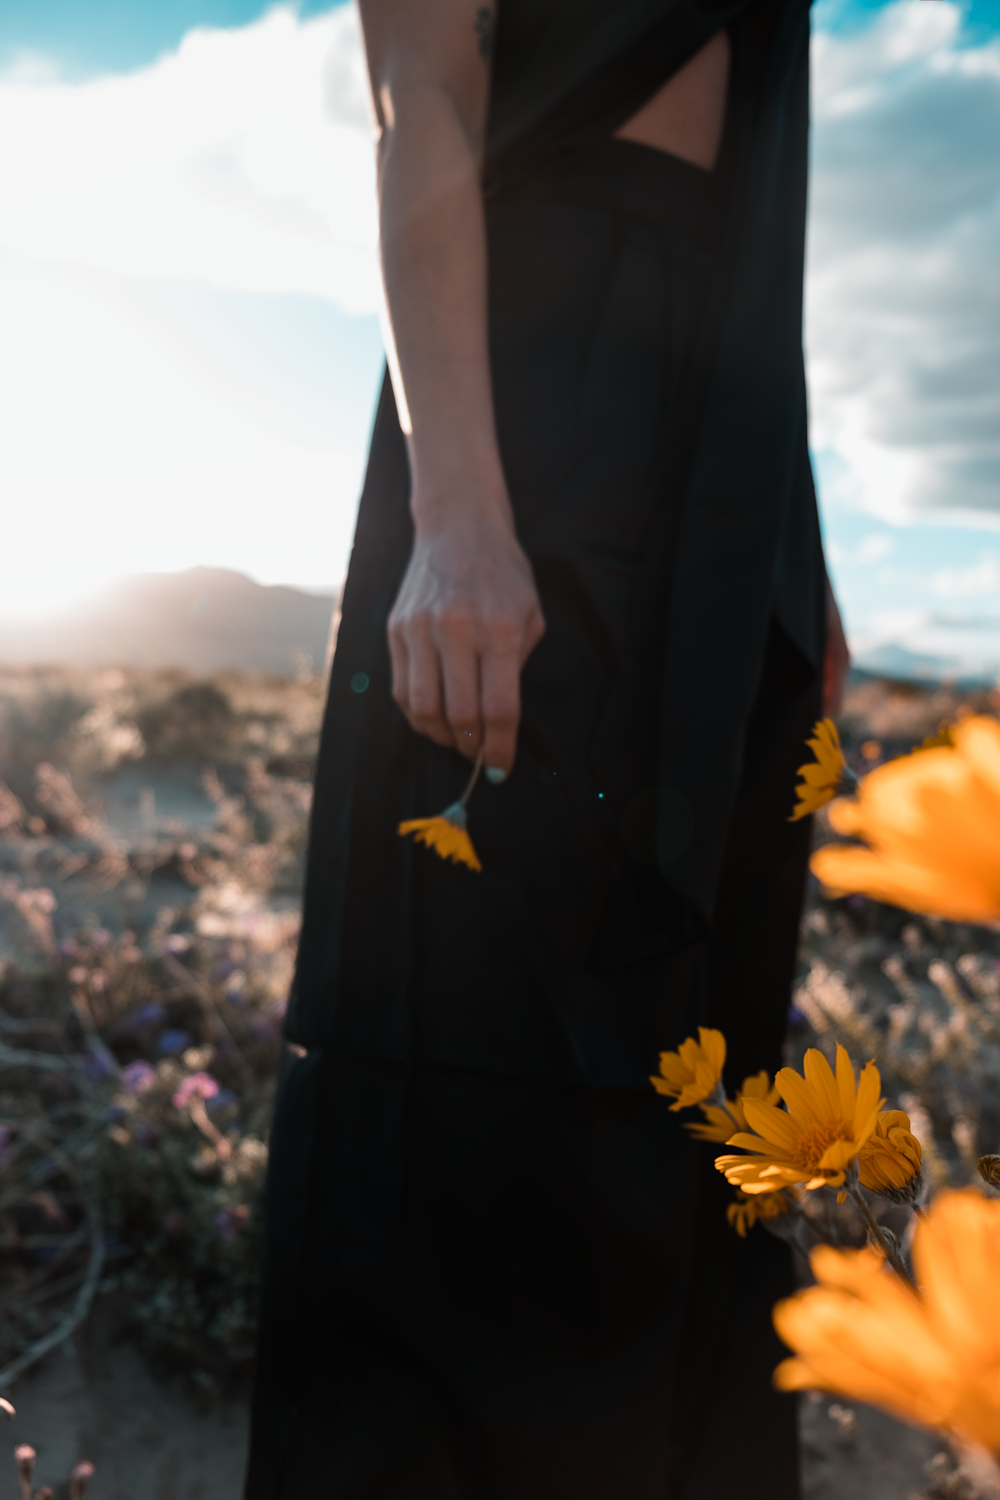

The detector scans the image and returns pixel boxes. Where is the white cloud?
[931,555,1000,597]
[0,4,380,311]
[0,254,368,615]
[807,1,1000,524]
[0,6,383,616]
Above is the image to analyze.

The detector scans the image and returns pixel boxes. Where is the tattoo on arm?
[474,5,494,60]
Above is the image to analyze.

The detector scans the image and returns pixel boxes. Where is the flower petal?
[803,1048,842,1121]
[835,1044,857,1122]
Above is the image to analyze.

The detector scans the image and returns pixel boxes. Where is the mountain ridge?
[0,568,339,678]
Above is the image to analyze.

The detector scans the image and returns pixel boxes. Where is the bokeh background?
[0,0,998,677]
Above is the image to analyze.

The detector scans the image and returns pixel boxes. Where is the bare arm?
[359,0,545,777]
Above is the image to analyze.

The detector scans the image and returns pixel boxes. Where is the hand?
[823,573,850,717]
[388,500,546,776]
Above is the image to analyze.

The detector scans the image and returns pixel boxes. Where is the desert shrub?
[0,916,285,1384]
[135,681,237,764]
[0,684,93,802]
[0,665,319,1385]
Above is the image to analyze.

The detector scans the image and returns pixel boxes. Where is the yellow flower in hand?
[858,1109,923,1205]
[398,753,484,872]
[774,1190,1000,1455]
[687,1070,779,1142]
[650,1027,726,1112]
[790,719,858,822]
[715,1043,882,1194]
[811,714,1000,923]
[398,812,482,872]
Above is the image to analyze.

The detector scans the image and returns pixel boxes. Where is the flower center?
[793,1120,853,1173]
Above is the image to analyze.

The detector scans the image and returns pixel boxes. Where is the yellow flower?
[650,1027,726,1112]
[773,1190,1000,1455]
[398,752,484,873]
[715,1043,882,1194]
[687,1070,779,1142]
[727,1187,797,1238]
[811,714,1000,923]
[790,719,857,822]
[858,1109,923,1205]
[398,808,482,872]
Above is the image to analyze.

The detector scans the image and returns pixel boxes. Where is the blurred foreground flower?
[686,1069,778,1142]
[790,719,857,821]
[859,1109,923,1205]
[715,1044,881,1195]
[728,1187,797,1238]
[811,715,1000,923]
[398,752,483,872]
[774,1191,1000,1455]
[650,1027,726,1111]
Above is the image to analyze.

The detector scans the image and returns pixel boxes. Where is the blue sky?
[3,0,996,71]
[0,0,345,77]
[1,0,998,679]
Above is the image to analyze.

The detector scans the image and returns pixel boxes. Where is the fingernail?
[485,766,508,785]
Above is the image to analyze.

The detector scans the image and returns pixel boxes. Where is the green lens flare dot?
[350,672,370,694]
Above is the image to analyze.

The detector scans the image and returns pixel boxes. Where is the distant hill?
[0,568,339,677]
[851,641,999,687]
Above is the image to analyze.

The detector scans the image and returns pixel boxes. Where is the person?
[245,0,850,1494]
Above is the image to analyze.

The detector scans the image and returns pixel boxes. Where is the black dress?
[245,0,824,1493]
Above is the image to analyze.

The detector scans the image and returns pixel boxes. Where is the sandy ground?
[3,1309,249,1500]
[0,1309,948,1500]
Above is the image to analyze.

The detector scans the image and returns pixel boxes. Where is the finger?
[521,600,547,662]
[405,626,455,748]
[438,615,482,760]
[387,616,410,715]
[479,637,521,777]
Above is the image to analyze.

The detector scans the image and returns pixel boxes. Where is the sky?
[0,0,998,677]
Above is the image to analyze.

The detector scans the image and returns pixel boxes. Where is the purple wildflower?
[207,1088,238,1113]
[128,1001,166,1030]
[121,1059,156,1094]
[157,1028,191,1056]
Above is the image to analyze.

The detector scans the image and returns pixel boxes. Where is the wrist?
[409,466,513,538]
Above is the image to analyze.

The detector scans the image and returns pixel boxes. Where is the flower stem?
[458,748,485,809]
[847,1184,916,1289]
[707,1082,744,1138]
[190,1100,232,1160]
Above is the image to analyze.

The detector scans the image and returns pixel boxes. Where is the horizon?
[0,562,995,684]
